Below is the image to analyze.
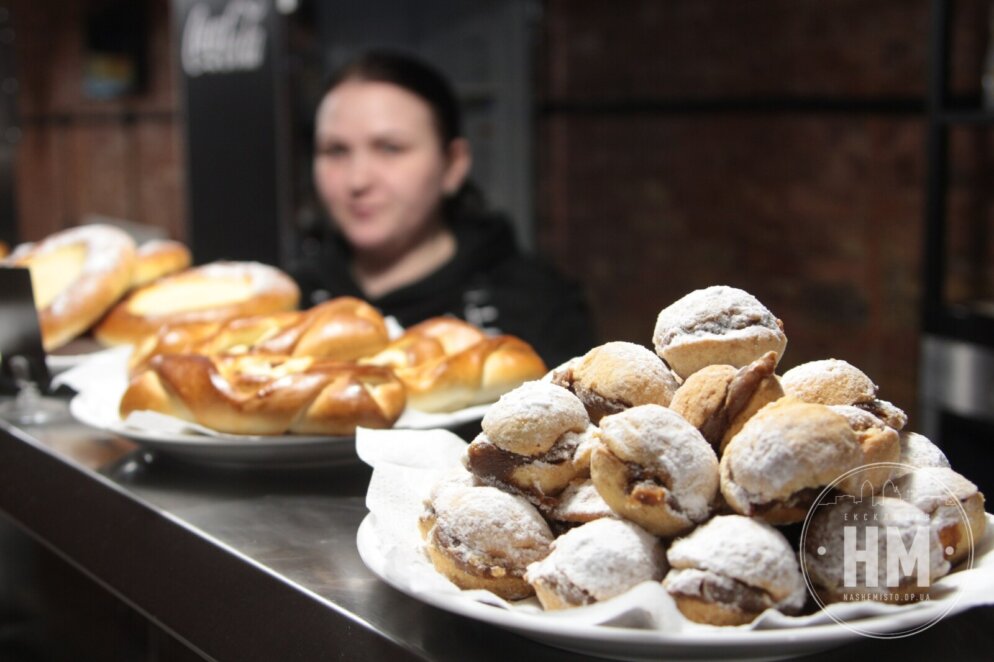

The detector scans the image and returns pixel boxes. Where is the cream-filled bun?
[781,359,907,430]
[418,484,554,600]
[591,404,718,537]
[893,467,986,566]
[669,351,784,454]
[720,398,863,525]
[551,341,681,423]
[652,285,787,380]
[663,515,807,625]
[525,518,666,610]
[466,381,589,504]
[829,405,900,494]
[804,497,949,605]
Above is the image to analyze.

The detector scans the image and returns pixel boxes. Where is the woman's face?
[313,80,469,256]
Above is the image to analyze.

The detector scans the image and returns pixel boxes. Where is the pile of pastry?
[418,285,987,625]
[2,224,546,435]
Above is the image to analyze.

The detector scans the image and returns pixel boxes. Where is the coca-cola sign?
[181,0,268,77]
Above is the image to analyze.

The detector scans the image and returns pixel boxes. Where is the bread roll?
[131,239,192,288]
[95,261,300,346]
[781,358,907,430]
[2,224,136,350]
[119,353,405,435]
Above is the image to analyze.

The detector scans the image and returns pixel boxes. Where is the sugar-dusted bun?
[95,261,300,346]
[119,354,405,435]
[547,478,615,529]
[591,404,718,537]
[893,467,986,566]
[525,518,666,610]
[829,405,900,494]
[419,484,554,600]
[896,431,950,477]
[3,224,137,350]
[551,341,681,423]
[664,515,806,625]
[652,285,787,379]
[131,239,192,288]
[669,351,784,454]
[781,358,907,430]
[720,398,862,524]
[804,497,949,605]
[481,381,589,456]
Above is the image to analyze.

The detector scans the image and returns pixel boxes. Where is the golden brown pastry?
[652,285,787,380]
[128,296,389,375]
[119,353,405,435]
[466,381,589,506]
[894,466,986,566]
[669,351,784,454]
[525,518,666,610]
[719,397,863,524]
[803,497,949,605]
[95,261,300,346]
[363,316,486,370]
[131,239,192,288]
[781,358,907,430]
[2,224,137,350]
[591,404,718,537]
[663,515,806,625]
[419,484,554,600]
[829,405,900,494]
[550,341,681,423]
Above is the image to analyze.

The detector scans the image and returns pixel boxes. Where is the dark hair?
[322,49,462,147]
[320,49,486,218]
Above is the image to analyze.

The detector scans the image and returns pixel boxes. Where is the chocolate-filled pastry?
[894,467,986,566]
[591,404,718,537]
[895,431,950,478]
[419,484,554,600]
[829,405,900,494]
[663,515,806,625]
[547,478,615,530]
[720,398,862,525]
[550,341,681,423]
[669,351,784,454]
[804,496,949,605]
[465,381,589,505]
[781,359,907,430]
[652,285,787,380]
[525,518,666,610]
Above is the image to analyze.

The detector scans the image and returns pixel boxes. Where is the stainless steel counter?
[2,397,994,661]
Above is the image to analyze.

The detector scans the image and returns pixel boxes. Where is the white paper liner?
[59,347,492,439]
[356,427,994,634]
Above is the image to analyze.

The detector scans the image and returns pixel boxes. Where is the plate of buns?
[355,286,994,659]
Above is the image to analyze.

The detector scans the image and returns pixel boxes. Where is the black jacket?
[289,213,596,368]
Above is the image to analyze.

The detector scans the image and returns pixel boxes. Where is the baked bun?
[652,285,787,379]
[129,296,389,375]
[95,261,300,346]
[364,316,486,370]
[781,359,907,430]
[893,467,986,566]
[466,381,588,504]
[896,432,950,477]
[131,239,192,288]
[591,404,718,537]
[119,354,405,435]
[419,484,553,600]
[550,341,680,423]
[547,478,615,530]
[3,224,136,350]
[525,518,666,610]
[720,398,862,524]
[804,497,949,605]
[663,515,806,625]
[669,351,784,454]
[829,405,900,493]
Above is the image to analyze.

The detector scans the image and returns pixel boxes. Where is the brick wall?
[537,0,992,425]
[11,0,184,242]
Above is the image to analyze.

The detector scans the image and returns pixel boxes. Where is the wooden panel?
[135,120,186,240]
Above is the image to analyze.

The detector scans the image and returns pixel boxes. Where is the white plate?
[69,389,488,469]
[356,514,980,661]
